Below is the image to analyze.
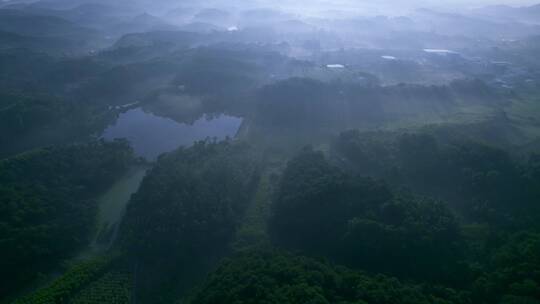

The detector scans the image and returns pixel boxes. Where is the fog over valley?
[1,0,540,304]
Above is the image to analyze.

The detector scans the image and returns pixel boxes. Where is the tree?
[270,147,464,284]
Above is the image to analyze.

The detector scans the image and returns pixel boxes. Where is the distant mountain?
[0,9,97,37]
[0,9,112,54]
[471,4,540,24]
[195,8,230,20]
[111,30,203,50]
[0,2,30,10]
[0,30,72,53]
[132,12,170,26]
[162,6,199,26]
[3,2,178,37]
[2,2,143,31]
[275,19,315,33]
[48,3,142,29]
[0,30,35,50]
[112,13,178,36]
[21,0,96,10]
[241,8,291,23]
[412,8,540,38]
[179,22,223,33]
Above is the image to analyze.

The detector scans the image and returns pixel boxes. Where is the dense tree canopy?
[118,141,260,302]
[0,140,135,297]
[253,78,500,139]
[120,141,259,259]
[2,4,540,303]
[0,92,116,158]
[336,130,540,229]
[270,147,464,284]
[472,231,540,304]
[187,249,469,304]
[332,129,540,302]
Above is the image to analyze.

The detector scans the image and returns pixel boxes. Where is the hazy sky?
[2,0,539,6]
[1,0,539,16]
[303,0,540,10]
[406,0,539,7]
[399,0,537,5]
[254,0,540,17]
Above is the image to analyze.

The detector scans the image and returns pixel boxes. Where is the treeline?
[118,140,260,303]
[186,249,469,304]
[141,45,295,124]
[11,135,539,304]
[0,140,135,298]
[187,132,540,304]
[13,255,117,304]
[335,129,540,229]
[269,147,464,285]
[0,92,116,158]
[253,77,502,134]
[327,129,540,303]
[12,140,263,303]
[12,253,134,304]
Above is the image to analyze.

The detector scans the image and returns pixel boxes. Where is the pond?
[423,49,458,55]
[101,108,243,160]
[326,64,345,68]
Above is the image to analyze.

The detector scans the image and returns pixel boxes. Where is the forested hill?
[117,141,261,303]
[3,1,540,303]
[0,140,135,298]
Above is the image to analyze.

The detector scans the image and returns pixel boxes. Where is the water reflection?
[102,108,242,160]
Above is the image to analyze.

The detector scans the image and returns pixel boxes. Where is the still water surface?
[102,108,243,159]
